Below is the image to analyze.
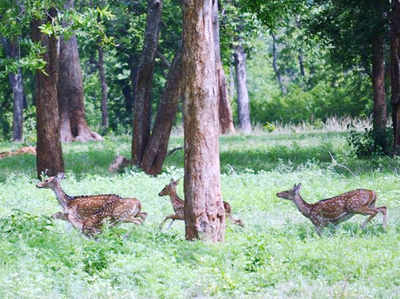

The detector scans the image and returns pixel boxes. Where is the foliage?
[304,0,390,72]
[346,127,393,157]
[247,71,372,125]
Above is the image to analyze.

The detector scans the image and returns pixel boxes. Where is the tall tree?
[371,1,388,152]
[132,0,162,165]
[391,0,400,153]
[1,38,24,142]
[58,0,103,142]
[182,0,225,242]
[372,32,387,152]
[31,8,64,178]
[212,0,235,134]
[234,43,251,133]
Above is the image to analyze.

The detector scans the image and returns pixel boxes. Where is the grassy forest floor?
[0,127,400,298]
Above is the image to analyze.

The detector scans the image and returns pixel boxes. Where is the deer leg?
[166,219,175,230]
[82,215,102,236]
[355,207,379,229]
[52,211,68,221]
[167,215,184,230]
[377,206,387,228]
[137,212,147,222]
[129,212,148,225]
[121,215,145,225]
[159,215,175,230]
[232,216,244,227]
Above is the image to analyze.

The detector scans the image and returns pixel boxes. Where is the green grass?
[1,130,400,298]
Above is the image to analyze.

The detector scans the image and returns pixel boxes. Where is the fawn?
[276,183,387,235]
[158,178,244,230]
[36,173,147,236]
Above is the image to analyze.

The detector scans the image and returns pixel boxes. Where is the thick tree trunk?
[98,46,109,130]
[391,0,400,153]
[31,10,64,178]
[141,48,183,175]
[372,34,387,152]
[132,0,162,164]
[58,0,102,142]
[182,0,225,242]
[234,44,252,133]
[212,0,235,135]
[1,39,24,142]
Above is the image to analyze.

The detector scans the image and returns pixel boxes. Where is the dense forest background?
[0,0,379,141]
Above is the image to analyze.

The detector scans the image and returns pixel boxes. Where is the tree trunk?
[298,51,305,78]
[31,9,64,178]
[141,48,183,175]
[212,0,235,135]
[1,38,24,142]
[132,0,162,164]
[271,33,286,94]
[58,0,103,142]
[234,44,252,133]
[182,0,225,242]
[391,0,400,153]
[98,46,109,130]
[295,17,306,79]
[372,33,387,152]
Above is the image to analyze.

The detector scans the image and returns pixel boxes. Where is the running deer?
[36,173,147,236]
[276,183,387,235]
[158,178,244,230]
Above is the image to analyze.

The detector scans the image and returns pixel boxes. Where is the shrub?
[346,127,393,157]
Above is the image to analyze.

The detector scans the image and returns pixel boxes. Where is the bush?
[346,127,393,157]
[248,74,372,125]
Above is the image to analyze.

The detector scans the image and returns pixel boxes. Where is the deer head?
[276,183,302,201]
[36,173,65,189]
[158,178,180,197]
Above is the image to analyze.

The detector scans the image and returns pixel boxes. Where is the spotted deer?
[36,173,147,236]
[276,183,387,235]
[158,178,244,230]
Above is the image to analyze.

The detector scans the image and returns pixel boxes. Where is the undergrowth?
[0,130,399,298]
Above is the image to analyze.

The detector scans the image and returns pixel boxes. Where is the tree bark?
[31,9,64,178]
[212,0,235,135]
[1,38,24,142]
[271,33,286,94]
[58,0,103,142]
[98,46,109,130]
[132,0,162,164]
[182,0,225,242]
[295,17,306,79]
[141,47,183,175]
[372,33,387,152]
[234,44,252,133]
[391,0,400,153]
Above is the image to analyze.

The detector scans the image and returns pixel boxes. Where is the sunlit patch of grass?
[0,128,400,297]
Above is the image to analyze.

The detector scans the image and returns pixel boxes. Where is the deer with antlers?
[36,173,147,236]
[158,178,244,230]
[276,183,387,235]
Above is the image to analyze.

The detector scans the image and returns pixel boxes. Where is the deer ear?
[294,183,302,192]
[175,178,181,184]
